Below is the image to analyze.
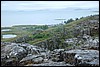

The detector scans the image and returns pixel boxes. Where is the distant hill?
[1,14,99,48]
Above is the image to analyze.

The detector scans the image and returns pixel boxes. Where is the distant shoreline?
[92,11,99,12]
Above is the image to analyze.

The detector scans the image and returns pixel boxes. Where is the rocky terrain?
[1,35,99,66]
[1,15,99,66]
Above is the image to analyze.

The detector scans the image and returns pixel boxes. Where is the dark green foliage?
[66,18,74,23]
[64,21,67,24]
[34,25,48,30]
[75,18,79,20]
[64,18,74,24]
[80,17,84,19]
[33,33,44,38]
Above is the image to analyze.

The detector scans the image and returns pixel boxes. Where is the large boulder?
[1,43,27,66]
[63,49,99,66]
[1,42,43,66]
[9,45,27,59]
[82,37,99,50]
[2,43,27,60]
[19,54,44,65]
[26,45,40,55]
[47,49,65,62]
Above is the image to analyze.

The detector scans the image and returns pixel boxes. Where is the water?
[2,34,17,38]
[1,9,99,27]
[1,29,11,32]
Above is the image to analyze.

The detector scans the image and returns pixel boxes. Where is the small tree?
[67,18,74,23]
[64,21,67,24]
[75,18,78,21]
[80,17,84,19]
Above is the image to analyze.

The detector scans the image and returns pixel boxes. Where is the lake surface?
[1,29,11,32]
[2,34,17,38]
[1,9,99,27]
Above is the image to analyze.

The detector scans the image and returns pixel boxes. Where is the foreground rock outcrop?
[1,42,45,66]
[1,42,99,66]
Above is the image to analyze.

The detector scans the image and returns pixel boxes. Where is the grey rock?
[20,54,44,65]
[64,49,99,66]
[65,38,77,44]
[53,49,65,52]
[32,57,43,63]
[25,62,74,66]
[9,45,27,59]
[1,43,43,66]
[82,37,99,50]
[26,45,40,55]
[47,49,65,62]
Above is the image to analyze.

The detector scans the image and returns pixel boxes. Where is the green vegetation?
[64,18,74,24]
[1,14,99,50]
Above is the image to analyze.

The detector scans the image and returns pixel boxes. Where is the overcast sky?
[1,1,99,11]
